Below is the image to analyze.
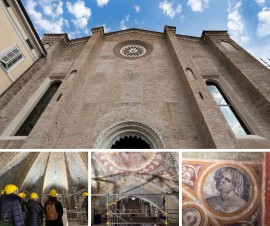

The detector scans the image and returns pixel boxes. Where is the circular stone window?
[114,40,152,59]
[120,44,146,58]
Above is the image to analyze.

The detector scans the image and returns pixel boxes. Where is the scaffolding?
[92,193,179,225]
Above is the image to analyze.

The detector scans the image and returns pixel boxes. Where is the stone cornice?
[103,28,164,39]
[41,29,230,46]
[42,34,90,47]
[42,34,68,42]
[176,34,202,44]
[201,30,229,42]
[91,26,104,35]
[164,25,176,33]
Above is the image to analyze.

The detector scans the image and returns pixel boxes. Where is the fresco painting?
[182,157,262,226]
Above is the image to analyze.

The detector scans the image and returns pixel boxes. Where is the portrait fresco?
[182,207,202,226]
[203,166,251,214]
[183,154,263,226]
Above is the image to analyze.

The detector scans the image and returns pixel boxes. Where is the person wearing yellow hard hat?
[18,192,26,199]
[18,192,28,224]
[0,184,25,225]
[81,192,88,221]
[44,189,63,226]
[27,192,43,226]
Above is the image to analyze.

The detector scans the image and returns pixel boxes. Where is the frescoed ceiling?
[0,152,88,194]
[91,152,179,211]
[92,152,179,193]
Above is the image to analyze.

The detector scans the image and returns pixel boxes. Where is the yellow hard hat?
[4,184,18,195]
[30,192,39,199]
[49,189,57,197]
[82,192,88,197]
[18,192,26,199]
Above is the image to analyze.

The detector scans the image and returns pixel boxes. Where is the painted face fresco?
[205,167,250,214]
[217,171,235,193]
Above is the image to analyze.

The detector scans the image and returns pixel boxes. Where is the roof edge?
[16,0,47,55]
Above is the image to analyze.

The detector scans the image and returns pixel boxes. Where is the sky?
[21,0,270,66]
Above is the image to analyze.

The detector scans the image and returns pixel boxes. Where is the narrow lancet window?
[15,82,61,136]
[207,82,250,136]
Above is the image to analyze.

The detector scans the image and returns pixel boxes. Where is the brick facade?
[0,26,269,148]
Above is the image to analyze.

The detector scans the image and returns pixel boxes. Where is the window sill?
[0,136,27,140]
[235,135,270,148]
[235,134,265,138]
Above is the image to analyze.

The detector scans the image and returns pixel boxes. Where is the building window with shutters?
[15,81,61,136]
[206,82,251,136]
[0,45,24,72]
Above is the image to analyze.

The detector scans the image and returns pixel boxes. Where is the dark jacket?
[44,197,63,226]
[82,198,88,219]
[21,201,28,223]
[0,194,25,226]
[26,200,43,226]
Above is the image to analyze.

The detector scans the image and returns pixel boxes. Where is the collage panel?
[0,152,88,226]
[0,0,270,226]
[182,152,266,226]
[91,152,179,225]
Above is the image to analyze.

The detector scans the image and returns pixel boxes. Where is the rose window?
[120,45,146,58]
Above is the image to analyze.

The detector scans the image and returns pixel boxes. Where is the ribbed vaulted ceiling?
[91,152,179,205]
[0,152,88,194]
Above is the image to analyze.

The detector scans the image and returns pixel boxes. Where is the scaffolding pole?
[92,193,179,225]
[107,193,110,225]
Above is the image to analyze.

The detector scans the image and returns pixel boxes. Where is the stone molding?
[176,34,202,44]
[94,119,165,149]
[41,29,230,47]
[201,31,229,43]
[91,26,104,35]
[42,34,89,47]
[104,28,164,39]
[164,25,176,33]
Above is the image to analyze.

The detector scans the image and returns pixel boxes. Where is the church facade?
[0,26,269,149]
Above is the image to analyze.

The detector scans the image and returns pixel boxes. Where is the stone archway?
[111,135,151,149]
[94,120,165,149]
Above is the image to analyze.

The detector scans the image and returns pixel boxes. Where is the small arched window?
[206,82,250,136]
[15,81,61,136]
